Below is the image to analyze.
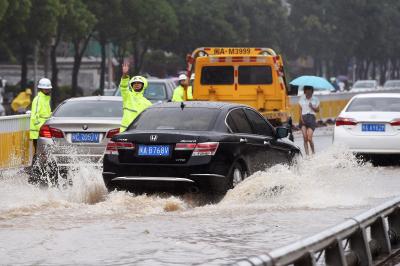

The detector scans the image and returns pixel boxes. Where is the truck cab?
[186,47,296,129]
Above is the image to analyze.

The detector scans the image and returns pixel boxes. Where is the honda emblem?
[150,135,158,142]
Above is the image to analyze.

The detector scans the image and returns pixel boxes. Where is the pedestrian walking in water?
[299,85,320,155]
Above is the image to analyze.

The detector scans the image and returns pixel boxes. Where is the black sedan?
[103,101,300,194]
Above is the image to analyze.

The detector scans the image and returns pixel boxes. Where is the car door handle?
[263,140,270,145]
[240,138,248,143]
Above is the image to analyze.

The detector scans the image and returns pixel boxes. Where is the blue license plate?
[71,132,100,143]
[138,145,170,157]
[361,123,385,132]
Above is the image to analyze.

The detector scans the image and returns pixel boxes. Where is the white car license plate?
[361,123,385,132]
[71,132,100,143]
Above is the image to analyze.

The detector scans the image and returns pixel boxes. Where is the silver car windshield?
[346,97,400,112]
[53,100,123,117]
[144,84,167,100]
[353,82,375,88]
[114,82,167,100]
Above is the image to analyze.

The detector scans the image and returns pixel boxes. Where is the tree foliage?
[1,0,400,96]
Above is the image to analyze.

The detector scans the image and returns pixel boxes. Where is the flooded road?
[1,129,400,265]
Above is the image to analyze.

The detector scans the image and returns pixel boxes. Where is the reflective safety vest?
[11,91,31,113]
[120,76,152,132]
[29,91,52,139]
[172,85,193,102]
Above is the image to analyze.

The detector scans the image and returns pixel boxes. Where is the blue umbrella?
[290,75,334,90]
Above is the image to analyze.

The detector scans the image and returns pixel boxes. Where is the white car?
[351,80,378,92]
[383,80,400,90]
[333,93,400,155]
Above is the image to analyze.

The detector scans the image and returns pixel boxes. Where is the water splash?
[220,144,398,209]
[1,143,399,221]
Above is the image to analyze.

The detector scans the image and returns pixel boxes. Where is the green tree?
[0,0,31,89]
[0,0,9,23]
[170,0,249,56]
[87,0,123,94]
[62,0,96,96]
[122,0,178,74]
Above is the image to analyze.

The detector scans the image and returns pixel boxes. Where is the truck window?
[201,66,234,85]
[238,66,273,85]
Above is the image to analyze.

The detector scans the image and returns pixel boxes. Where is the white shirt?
[299,95,320,115]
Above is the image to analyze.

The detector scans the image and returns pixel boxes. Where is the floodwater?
[1,129,400,265]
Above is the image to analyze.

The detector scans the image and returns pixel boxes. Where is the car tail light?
[390,119,400,126]
[105,141,134,155]
[106,128,120,138]
[335,117,357,126]
[39,125,64,138]
[192,142,219,156]
[175,143,197,150]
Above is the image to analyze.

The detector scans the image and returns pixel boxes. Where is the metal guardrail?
[0,114,32,169]
[233,196,400,266]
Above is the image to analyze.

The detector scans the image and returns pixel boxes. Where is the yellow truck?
[185,47,297,135]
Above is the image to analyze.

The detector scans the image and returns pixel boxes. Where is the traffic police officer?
[119,62,152,132]
[29,78,52,151]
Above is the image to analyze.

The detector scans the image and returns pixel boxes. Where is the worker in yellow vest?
[11,88,32,114]
[30,78,52,151]
[172,74,193,102]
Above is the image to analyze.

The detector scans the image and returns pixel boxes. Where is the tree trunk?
[113,42,127,81]
[99,39,106,95]
[379,61,387,85]
[137,44,148,74]
[20,46,28,91]
[71,43,81,97]
[364,60,371,79]
[44,43,51,77]
[50,35,61,109]
[71,35,92,97]
[371,61,376,80]
[133,42,140,75]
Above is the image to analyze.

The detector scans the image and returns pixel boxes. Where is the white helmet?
[178,74,187,81]
[190,73,195,80]
[38,78,52,89]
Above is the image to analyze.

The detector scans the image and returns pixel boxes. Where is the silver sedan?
[32,96,122,184]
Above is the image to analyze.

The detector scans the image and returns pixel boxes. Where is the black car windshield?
[129,107,219,131]
[346,97,400,112]
[54,100,123,117]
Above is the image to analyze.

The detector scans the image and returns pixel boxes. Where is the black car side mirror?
[275,127,289,139]
[288,84,299,96]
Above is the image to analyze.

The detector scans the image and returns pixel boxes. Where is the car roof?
[65,96,122,102]
[147,101,247,110]
[147,78,173,82]
[384,80,400,83]
[354,80,376,83]
[352,93,400,98]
